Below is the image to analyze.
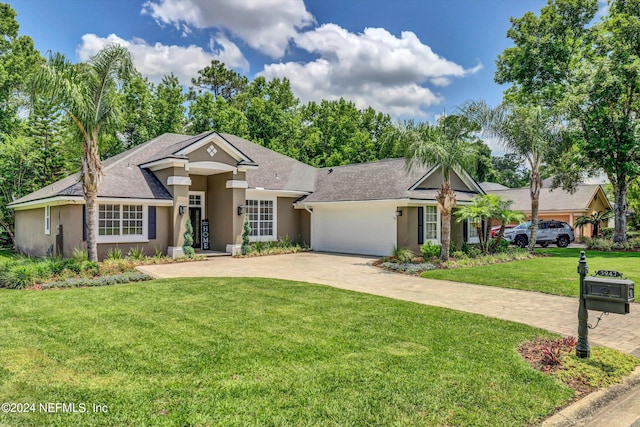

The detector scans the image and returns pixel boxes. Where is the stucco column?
[226,175,247,255]
[167,176,191,258]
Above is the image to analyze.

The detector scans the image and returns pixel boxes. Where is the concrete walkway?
[138,252,640,357]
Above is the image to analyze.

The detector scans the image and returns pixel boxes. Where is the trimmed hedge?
[41,272,152,289]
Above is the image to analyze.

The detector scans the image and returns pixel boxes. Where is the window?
[467,219,479,243]
[44,206,51,235]
[122,205,143,235]
[425,206,438,240]
[98,204,146,241]
[245,199,274,239]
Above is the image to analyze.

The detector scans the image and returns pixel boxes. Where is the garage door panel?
[312,204,396,256]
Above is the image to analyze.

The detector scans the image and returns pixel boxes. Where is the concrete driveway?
[138,251,640,357]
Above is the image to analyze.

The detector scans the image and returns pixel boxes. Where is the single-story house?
[9,132,485,259]
[480,182,612,237]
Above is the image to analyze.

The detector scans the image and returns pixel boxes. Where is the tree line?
[2,0,639,258]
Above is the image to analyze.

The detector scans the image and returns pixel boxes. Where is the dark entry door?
[189,207,202,249]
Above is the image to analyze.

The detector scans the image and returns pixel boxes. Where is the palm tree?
[33,45,134,261]
[394,115,477,261]
[575,210,612,237]
[461,100,557,253]
[455,194,524,254]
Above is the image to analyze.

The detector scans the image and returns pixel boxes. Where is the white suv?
[503,220,575,248]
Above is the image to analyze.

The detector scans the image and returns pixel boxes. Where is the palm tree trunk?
[81,136,103,262]
[613,180,628,243]
[85,192,99,261]
[491,225,507,253]
[437,182,456,261]
[528,170,542,253]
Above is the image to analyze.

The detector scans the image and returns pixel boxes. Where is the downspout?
[304,205,313,250]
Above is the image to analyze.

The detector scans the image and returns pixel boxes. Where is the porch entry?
[189,191,205,250]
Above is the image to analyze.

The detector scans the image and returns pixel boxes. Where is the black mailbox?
[584,276,634,314]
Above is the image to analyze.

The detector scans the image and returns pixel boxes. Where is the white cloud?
[261,24,482,117]
[141,0,314,58]
[77,33,248,84]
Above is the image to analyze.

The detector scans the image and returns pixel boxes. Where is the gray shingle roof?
[299,158,478,203]
[219,133,316,192]
[488,184,606,212]
[9,133,189,206]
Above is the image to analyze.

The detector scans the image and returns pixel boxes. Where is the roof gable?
[487,184,612,212]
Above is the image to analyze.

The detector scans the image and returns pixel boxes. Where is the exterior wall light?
[396,209,403,217]
[178,205,186,216]
[237,205,244,216]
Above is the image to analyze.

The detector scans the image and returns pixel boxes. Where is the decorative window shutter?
[148,206,156,240]
[418,207,424,245]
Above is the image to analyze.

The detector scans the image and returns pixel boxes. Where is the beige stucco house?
[9,132,484,259]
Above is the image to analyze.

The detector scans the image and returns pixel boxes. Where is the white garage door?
[312,203,397,256]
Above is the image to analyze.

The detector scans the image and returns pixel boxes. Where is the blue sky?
[13,0,551,121]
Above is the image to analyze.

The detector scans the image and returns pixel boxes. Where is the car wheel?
[557,235,570,248]
[514,235,528,248]
[540,242,550,248]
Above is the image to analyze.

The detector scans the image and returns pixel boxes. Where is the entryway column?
[226,178,247,255]
[167,175,191,258]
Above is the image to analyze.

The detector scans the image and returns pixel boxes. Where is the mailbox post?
[576,251,634,359]
[577,251,590,358]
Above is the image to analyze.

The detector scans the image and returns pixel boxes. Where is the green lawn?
[0,278,573,426]
[423,248,640,297]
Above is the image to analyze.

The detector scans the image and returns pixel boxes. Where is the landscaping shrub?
[241,216,251,255]
[183,217,195,257]
[71,247,88,262]
[600,227,614,238]
[381,262,436,274]
[106,247,123,260]
[489,237,510,253]
[391,245,415,263]
[253,241,265,253]
[420,241,441,259]
[127,246,145,261]
[42,272,152,289]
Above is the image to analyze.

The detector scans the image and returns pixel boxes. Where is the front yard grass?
[422,248,640,297]
[0,277,576,426]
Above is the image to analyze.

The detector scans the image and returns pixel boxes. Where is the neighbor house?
[480,182,612,237]
[9,132,484,259]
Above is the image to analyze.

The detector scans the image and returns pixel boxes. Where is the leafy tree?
[187,91,249,136]
[492,153,529,188]
[0,135,41,246]
[27,97,67,184]
[154,73,186,135]
[462,101,559,252]
[235,76,302,156]
[33,45,134,261]
[0,3,42,138]
[119,73,157,149]
[299,99,394,167]
[393,115,477,261]
[191,59,248,100]
[495,0,640,242]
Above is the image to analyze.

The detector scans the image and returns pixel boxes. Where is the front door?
[189,207,202,249]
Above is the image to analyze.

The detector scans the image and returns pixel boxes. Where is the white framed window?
[425,205,438,241]
[98,203,147,243]
[467,219,480,244]
[245,199,275,240]
[44,206,51,235]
